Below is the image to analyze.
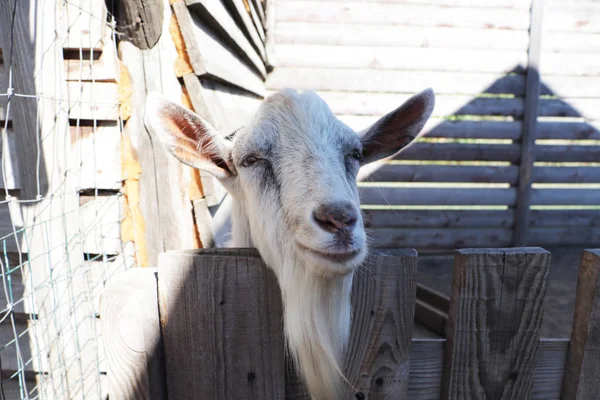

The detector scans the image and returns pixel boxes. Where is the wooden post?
[441,248,551,399]
[514,0,544,246]
[344,249,418,399]
[117,0,197,267]
[157,249,286,400]
[561,249,600,399]
[100,267,166,400]
[116,0,164,49]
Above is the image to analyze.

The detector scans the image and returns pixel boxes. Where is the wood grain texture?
[275,2,530,29]
[561,249,600,399]
[173,2,265,96]
[369,228,514,249]
[514,0,544,246]
[273,23,529,50]
[359,187,517,206]
[271,45,527,74]
[119,0,196,268]
[344,249,418,399]
[114,0,164,49]
[529,229,600,247]
[185,0,267,77]
[101,267,166,400]
[359,163,520,184]
[157,249,285,400]
[267,68,527,96]
[441,248,551,400]
[362,209,515,229]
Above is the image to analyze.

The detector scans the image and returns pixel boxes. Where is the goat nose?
[313,202,358,233]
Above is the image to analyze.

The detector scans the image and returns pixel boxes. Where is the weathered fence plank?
[157,249,286,400]
[370,228,514,249]
[359,187,517,206]
[359,164,520,184]
[344,249,418,399]
[273,23,529,50]
[533,166,600,184]
[561,249,600,399]
[101,267,166,400]
[515,0,543,246]
[441,248,551,400]
[362,209,515,229]
[394,143,521,162]
[530,228,600,247]
[267,68,527,96]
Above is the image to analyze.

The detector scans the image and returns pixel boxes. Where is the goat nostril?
[313,203,358,233]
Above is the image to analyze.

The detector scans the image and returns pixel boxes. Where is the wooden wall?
[267,0,600,250]
[0,0,130,398]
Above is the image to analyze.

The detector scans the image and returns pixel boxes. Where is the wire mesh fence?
[0,0,132,398]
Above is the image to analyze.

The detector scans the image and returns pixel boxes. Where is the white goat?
[145,88,434,399]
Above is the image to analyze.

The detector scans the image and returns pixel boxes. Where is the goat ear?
[359,88,435,164]
[144,93,234,179]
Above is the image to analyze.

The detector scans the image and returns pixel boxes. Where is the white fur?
[145,88,435,400]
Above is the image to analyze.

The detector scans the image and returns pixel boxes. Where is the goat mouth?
[296,242,361,263]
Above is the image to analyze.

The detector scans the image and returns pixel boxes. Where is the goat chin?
[279,261,353,400]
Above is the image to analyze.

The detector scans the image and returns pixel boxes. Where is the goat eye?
[241,155,261,167]
[349,149,363,162]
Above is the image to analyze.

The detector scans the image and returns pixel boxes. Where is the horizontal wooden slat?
[359,187,517,205]
[533,166,600,183]
[532,189,600,205]
[545,6,600,33]
[275,2,530,30]
[396,142,521,162]
[536,145,600,163]
[271,45,527,73]
[530,227,600,246]
[537,121,600,140]
[541,53,600,76]
[64,53,118,82]
[369,227,513,248]
[223,0,267,63]
[278,0,532,7]
[63,0,106,51]
[70,124,123,190]
[342,117,523,139]
[541,75,600,98]
[529,209,600,227]
[358,163,519,183]
[543,31,600,53]
[80,195,122,255]
[173,2,265,97]
[185,0,267,77]
[311,92,526,118]
[274,23,530,50]
[67,82,119,120]
[538,98,600,120]
[267,68,527,95]
[363,209,515,228]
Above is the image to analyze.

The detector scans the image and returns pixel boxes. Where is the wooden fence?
[267,0,600,250]
[102,247,600,399]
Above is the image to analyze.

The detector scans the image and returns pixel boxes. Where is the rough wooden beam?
[561,249,600,399]
[115,0,164,49]
[101,267,166,400]
[441,248,551,399]
[514,0,544,246]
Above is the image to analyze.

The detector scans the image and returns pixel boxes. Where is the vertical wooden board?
[442,248,551,400]
[157,250,285,400]
[0,128,21,189]
[344,249,418,399]
[101,267,166,400]
[514,0,543,246]
[561,249,600,399]
[67,81,120,121]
